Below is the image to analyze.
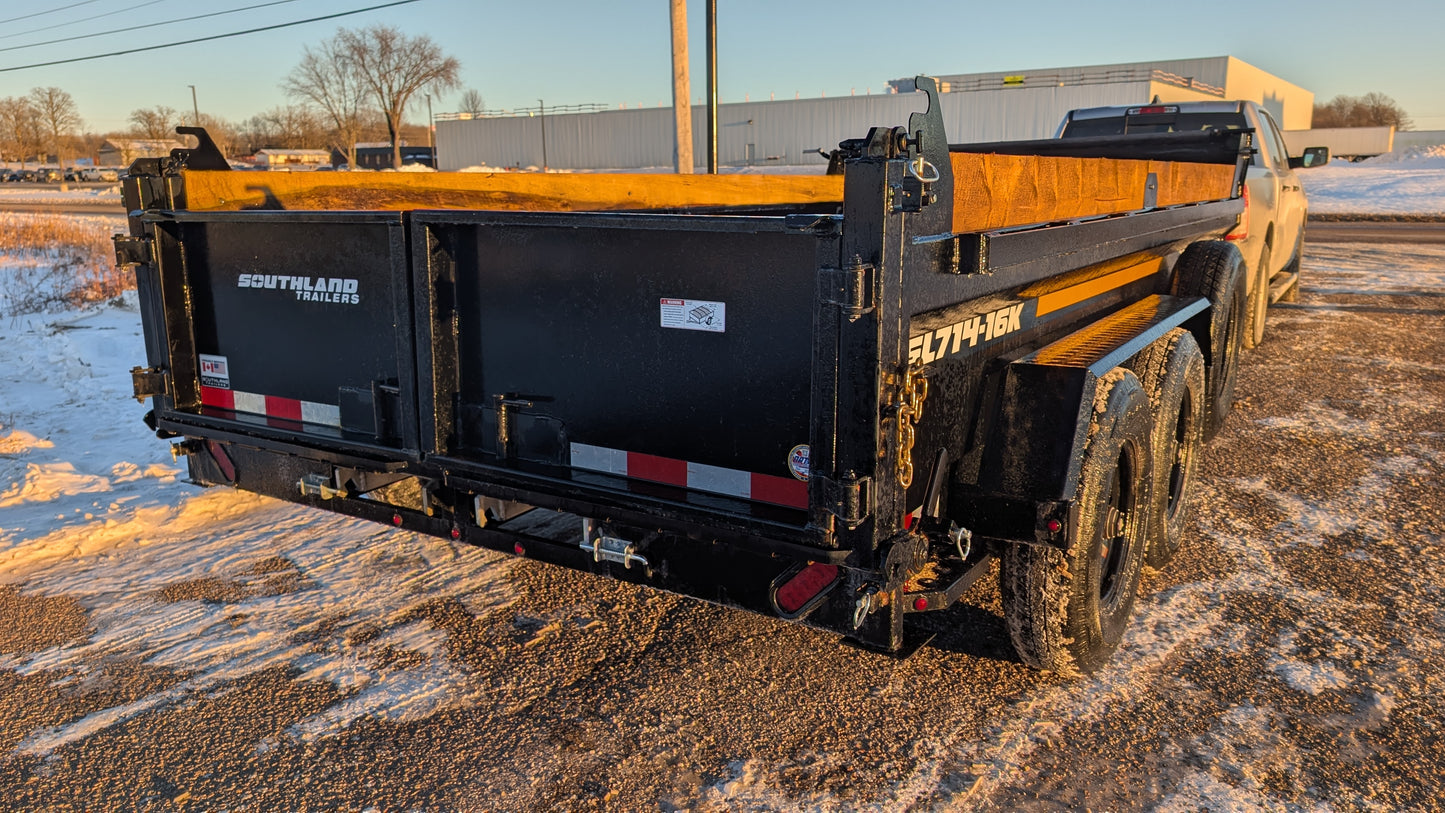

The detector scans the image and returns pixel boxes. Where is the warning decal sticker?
[199,354,231,389]
[660,298,726,333]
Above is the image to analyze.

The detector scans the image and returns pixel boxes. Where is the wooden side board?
[948,153,1236,233]
[180,156,1235,234]
[180,170,845,213]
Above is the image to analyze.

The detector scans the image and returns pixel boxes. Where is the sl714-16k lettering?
[908,302,1025,365]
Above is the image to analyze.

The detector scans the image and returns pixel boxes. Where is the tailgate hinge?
[113,235,154,267]
[816,472,873,528]
[822,259,875,318]
[130,366,167,402]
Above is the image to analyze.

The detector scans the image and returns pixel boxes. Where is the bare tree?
[282,39,368,167]
[29,86,82,181]
[128,106,180,141]
[336,25,460,168]
[0,96,43,168]
[240,105,327,152]
[1312,93,1413,130]
[458,88,486,117]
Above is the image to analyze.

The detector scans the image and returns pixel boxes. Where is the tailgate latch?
[816,473,873,529]
[113,235,153,267]
[130,366,167,402]
[580,519,652,573]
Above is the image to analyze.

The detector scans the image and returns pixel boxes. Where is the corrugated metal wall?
[436,82,1163,171]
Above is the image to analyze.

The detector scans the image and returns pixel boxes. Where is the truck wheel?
[1000,369,1152,674]
[1171,240,1246,442]
[1244,242,1270,349]
[1127,329,1206,569]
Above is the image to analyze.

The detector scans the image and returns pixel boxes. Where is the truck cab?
[1057,101,1328,347]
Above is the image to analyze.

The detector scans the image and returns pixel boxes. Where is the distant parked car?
[0,168,18,182]
[79,166,121,182]
[38,167,63,183]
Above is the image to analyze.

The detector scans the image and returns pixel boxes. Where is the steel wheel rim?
[1097,446,1135,609]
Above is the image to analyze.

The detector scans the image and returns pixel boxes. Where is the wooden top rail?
[948,153,1236,233]
[179,170,845,214]
[178,155,1236,234]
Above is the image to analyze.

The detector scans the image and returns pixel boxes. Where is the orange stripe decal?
[1033,258,1163,317]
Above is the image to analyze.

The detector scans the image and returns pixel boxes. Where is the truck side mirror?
[1289,146,1330,170]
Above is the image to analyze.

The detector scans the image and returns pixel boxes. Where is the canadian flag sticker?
[199,354,231,389]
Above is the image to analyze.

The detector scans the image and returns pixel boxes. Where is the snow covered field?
[1300,145,1445,216]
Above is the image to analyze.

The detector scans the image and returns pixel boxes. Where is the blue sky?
[0,0,1441,134]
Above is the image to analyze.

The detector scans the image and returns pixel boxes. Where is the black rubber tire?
[1244,241,1270,350]
[1278,228,1304,303]
[1171,240,1247,442]
[1127,329,1206,569]
[1000,369,1153,675]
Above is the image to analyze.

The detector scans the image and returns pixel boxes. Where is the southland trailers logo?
[237,274,361,305]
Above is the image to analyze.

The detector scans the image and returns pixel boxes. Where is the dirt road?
[1,242,1441,810]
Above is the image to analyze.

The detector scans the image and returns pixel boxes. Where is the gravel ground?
[0,241,1441,810]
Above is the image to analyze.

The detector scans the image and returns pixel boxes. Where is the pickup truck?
[1055,101,1329,348]
[117,79,1253,674]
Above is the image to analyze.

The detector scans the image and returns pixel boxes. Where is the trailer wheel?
[1000,369,1152,674]
[1244,242,1270,349]
[1171,240,1246,441]
[1128,329,1206,569]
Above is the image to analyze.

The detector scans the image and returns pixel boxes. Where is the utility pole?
[669,0,693,174]
[188,84,199,127]
[426,93,434,150]
[537,99,547,171]
[706,0,717,173]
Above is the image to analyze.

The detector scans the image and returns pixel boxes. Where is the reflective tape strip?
[199,386,341,428]
[570,442,808,509]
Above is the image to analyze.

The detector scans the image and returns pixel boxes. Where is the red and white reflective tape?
[200,386,340,428]
[570,442,808,510]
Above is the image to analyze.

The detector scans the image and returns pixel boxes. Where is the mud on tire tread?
[1171,240,1246,442]
[1000,369,1153,675]
[1127,329,1206,569]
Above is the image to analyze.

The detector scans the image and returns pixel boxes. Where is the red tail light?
[1127,105,1178,115]
[773,563,841,616]
[1226,184,1249,242]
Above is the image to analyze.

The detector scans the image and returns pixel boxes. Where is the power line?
[0,0,106,27]
[0,0,170,42]
[0,0,308,54]
[0,0,423,74]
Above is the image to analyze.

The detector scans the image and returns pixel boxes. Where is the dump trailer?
[118,79,1252,673]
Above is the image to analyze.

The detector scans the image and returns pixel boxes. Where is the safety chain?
[896,367,929,488]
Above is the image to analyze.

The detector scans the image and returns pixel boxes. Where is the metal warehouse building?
[435,56,1313,172]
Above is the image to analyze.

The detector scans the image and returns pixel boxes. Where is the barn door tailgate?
[143,211,420,460]
[414,212,823,518]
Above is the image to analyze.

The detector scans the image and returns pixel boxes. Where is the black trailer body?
[120,81,1251,665]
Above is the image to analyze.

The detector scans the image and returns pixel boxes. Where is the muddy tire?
[1000,369,1153,674]
[1171,240,1246,442]
[1127,329,1206,569]
[1244,242,1270,349]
